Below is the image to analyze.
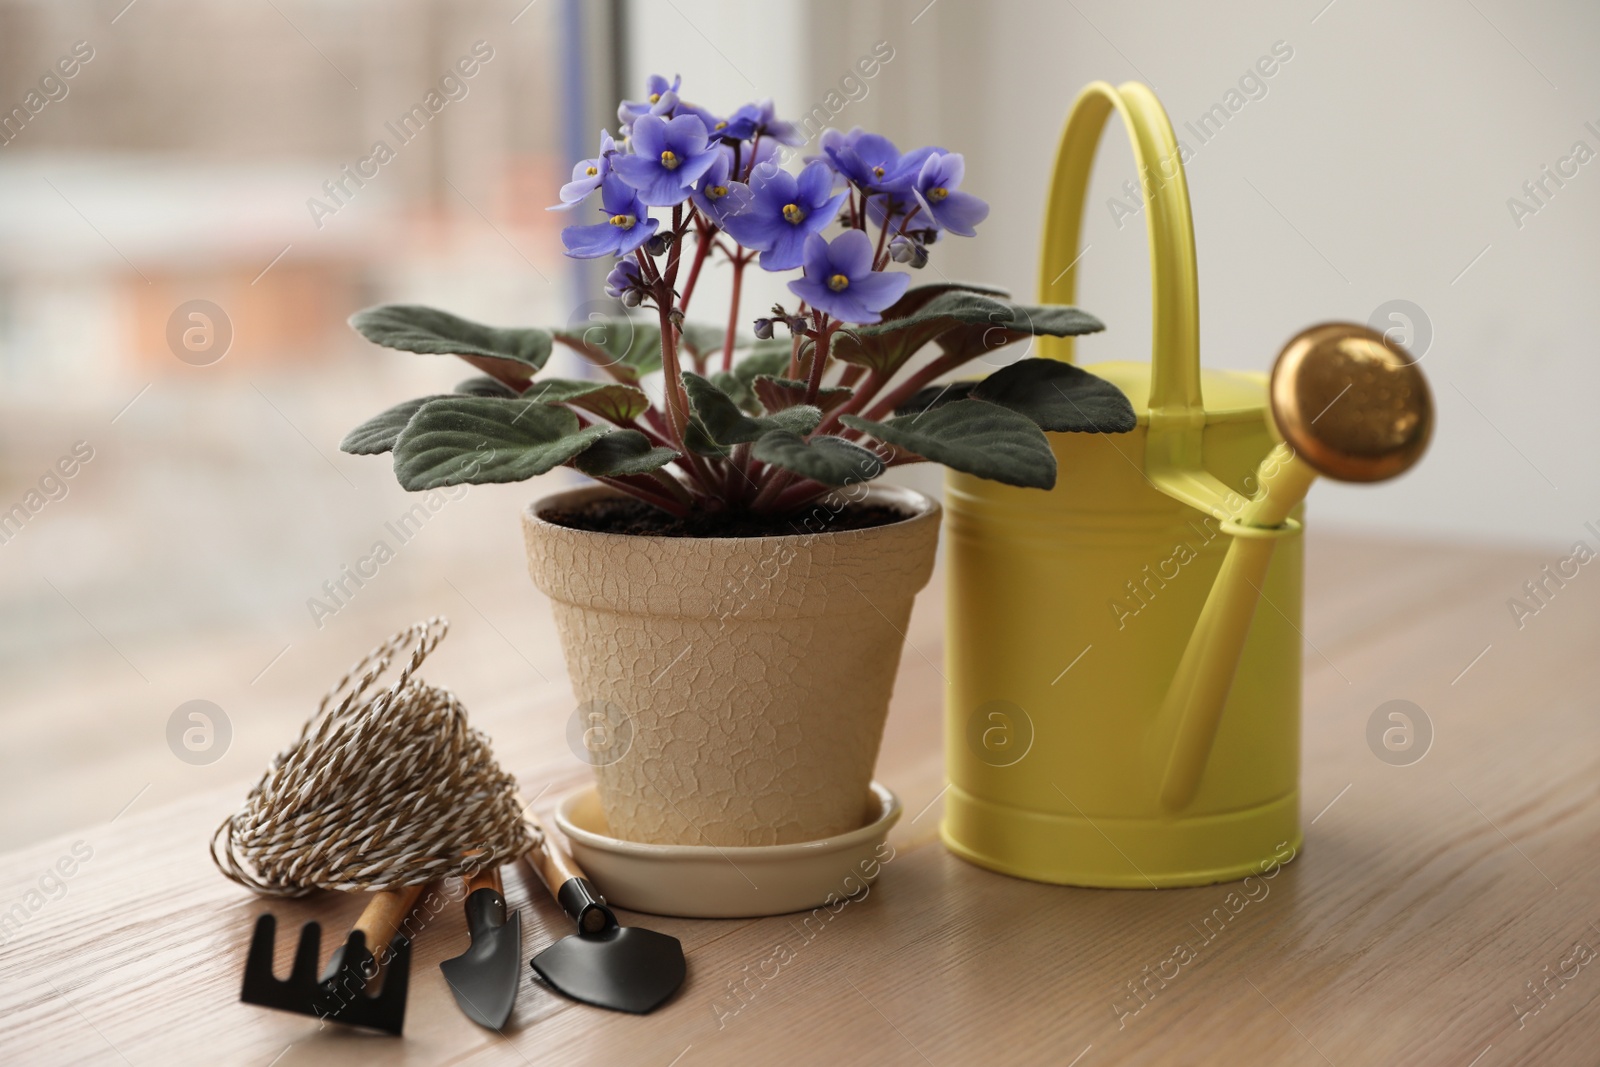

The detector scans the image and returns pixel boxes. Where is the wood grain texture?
[1,531,1597,1066]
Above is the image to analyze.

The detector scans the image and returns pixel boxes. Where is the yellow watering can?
[941,81,1432,887]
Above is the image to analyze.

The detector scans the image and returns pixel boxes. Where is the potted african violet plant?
[341,76,1135,848]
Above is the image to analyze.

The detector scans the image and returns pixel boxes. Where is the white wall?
[630,0,1600,548]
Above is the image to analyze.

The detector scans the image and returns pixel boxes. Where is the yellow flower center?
[714,120,728,130]
[927,186,949,202]
[828,273,850,292]
[660,150,680,171]
[872,165,885,179]
[706,185,728,200]
[585,165,598,176]
[609,213,636,229]
[648,93,661,104]
[782,203,806,225]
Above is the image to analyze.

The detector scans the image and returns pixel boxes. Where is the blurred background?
[2,0,1595,850]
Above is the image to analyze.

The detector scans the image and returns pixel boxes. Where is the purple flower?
[720,99,804,146]
[676,101,725,136]
[550,130,618,211]
[913,153,989,237]
[787,231,910,324]
[720,161,846,270]
[561,174,659,259]
[618,74,680,130]
[690,147,752,225]
[612,114,718,207]
[819,128,942,194]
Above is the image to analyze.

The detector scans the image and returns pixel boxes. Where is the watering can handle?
[1037,83,1201,416]
[1037,81,1239,523]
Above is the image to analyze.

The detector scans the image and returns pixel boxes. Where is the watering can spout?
[1149,323,1433,811]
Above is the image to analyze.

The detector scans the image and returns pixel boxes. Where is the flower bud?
[645,233,672,256]
[620,288,644,307]
[753,317,775,340]
[889,235,930,269]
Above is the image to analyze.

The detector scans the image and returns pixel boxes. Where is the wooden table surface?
[2,530,1597,1066]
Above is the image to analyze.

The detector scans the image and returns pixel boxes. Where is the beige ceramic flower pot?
[523,483,940,847]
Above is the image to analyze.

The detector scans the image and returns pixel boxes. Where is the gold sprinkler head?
[1269,322,1433,483]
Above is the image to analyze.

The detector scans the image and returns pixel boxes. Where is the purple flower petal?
[924,189,989,237]
[828,228,874,277]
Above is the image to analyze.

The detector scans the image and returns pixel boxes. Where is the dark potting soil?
[543,495,910,539]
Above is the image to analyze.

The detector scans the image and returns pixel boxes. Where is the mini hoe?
[523,810,686,1016]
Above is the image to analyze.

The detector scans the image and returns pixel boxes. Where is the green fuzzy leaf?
[751,431,885,487]
[841,399,1057,489]
[392,397,608,491]
[895,381,977,416]
[752,375,853,415]
[830,292,1104,377]
[455,376,519,397]
[552,316,663,382]
[349,305,552,385]
[571,430,680,477]
[880,281,1010,321]
[340,395,446,456]
[893,360,1135,435]
[971,358,1135,433]
[682,372,821,453]
[707,371,751,414]
[934,302,1106,364]
[520,377,651,423]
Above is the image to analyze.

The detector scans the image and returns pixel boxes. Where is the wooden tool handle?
[529,828,587,893]
[352,883,428,950]
[523,811,613,934]
[462,860,502,896]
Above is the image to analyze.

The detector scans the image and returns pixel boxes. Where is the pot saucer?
[554,781,902,919]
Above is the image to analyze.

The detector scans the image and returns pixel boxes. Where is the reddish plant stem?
[721,252,747,372]
[677,223,712,315]
[872,196,894,267]
[663,204,685,292]
[858,350,969,424]
[649,468,695,505]
[596,475,690,517]
[812,368,886,437]
[804,313,837,406]
[786,327,804,380]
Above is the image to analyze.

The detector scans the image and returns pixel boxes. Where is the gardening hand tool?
[1155,323,1432,810]
[241,883,428,1035]
[524,811,685,1014]
[943,80,1434,888]
[439,865,523,1030]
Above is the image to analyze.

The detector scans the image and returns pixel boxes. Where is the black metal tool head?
[440,888,523,1030]
[530,908,686,1014]
[240,913,413,1035]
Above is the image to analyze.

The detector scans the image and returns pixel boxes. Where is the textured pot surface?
[524,484,940,846]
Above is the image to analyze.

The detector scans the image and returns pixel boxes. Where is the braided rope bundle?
[211,617,538,896]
